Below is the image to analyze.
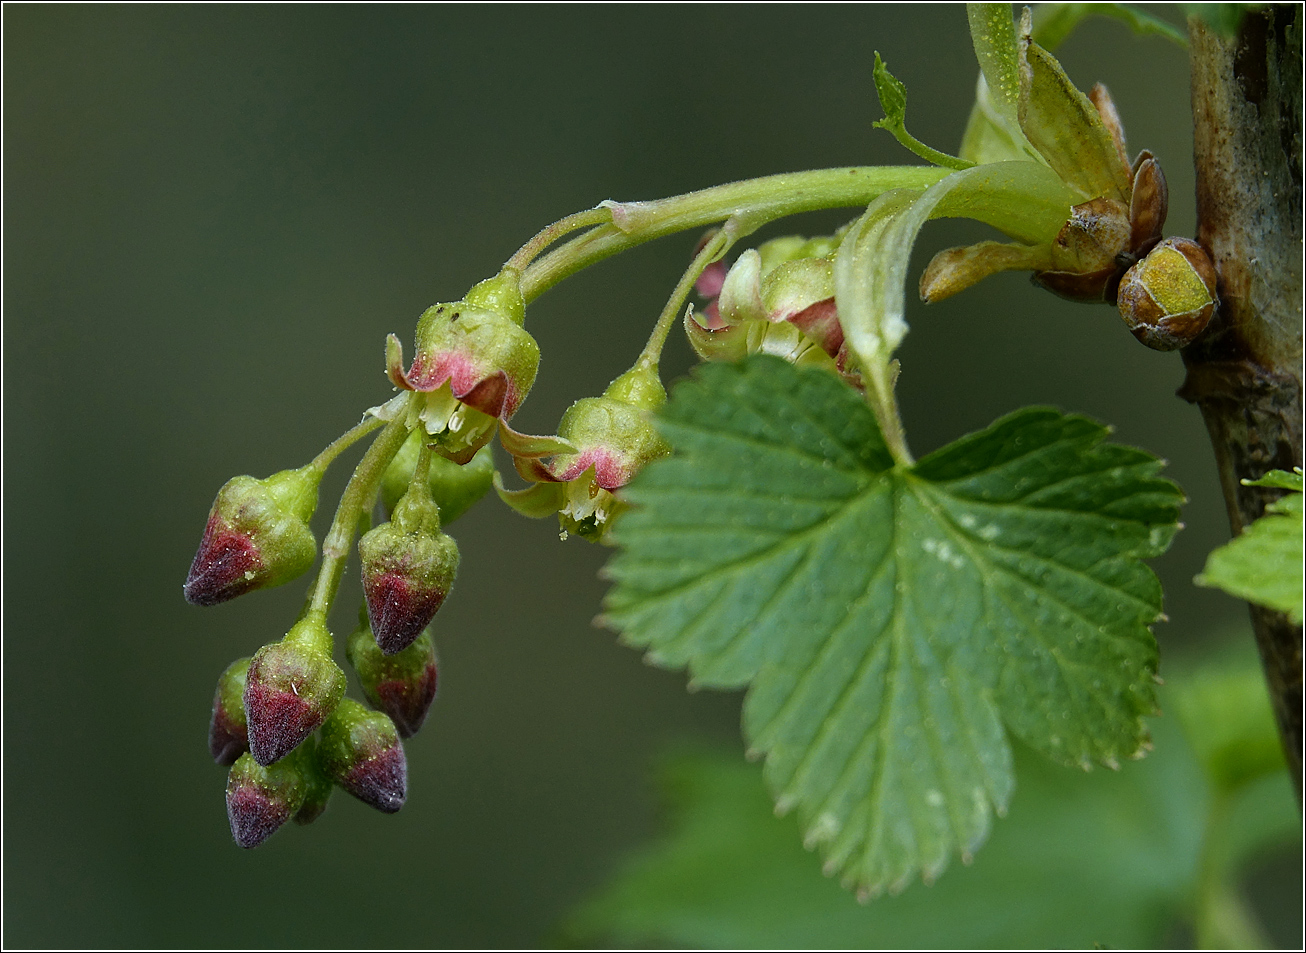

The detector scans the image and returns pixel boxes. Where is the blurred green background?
[3,4,1297,948]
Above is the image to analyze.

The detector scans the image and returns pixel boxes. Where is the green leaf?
[961,4,1046,166]
[603,356,1184,894]
[564,726,1207,949]
[1032,3,1188,52]
[562,646,1299,950]
[1195,469,1304,623]
[871,53,974,171]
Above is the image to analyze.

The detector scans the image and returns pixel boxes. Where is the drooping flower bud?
[244,615,346,765]
[291,737,334,826]
[497,365,671,542]
[209,657,251,766]
[316,697,408,814]
[347,619,438,738]
[1117,237,1217,351]
[225,748,309,848]
[379,433,495,525]
[184,466,321,606]
[386,268,541,463]
[360,470,459,656]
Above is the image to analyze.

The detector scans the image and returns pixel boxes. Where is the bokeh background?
[4,5,1296,948]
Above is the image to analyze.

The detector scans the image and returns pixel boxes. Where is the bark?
[1182,6,1303,800]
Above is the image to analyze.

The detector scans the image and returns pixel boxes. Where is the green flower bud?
[209,657,251,766]
[379,433,495,524]
[244,616,346,766]
[291,737,334,826]
[225,748,310,848]
[183,466,320,606]
[360,476,459,656]
[347,621,439,739]
[317,698,407,814]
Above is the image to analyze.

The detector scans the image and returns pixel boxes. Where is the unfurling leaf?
[1196,469,1304,623]
[872,53,974,170]
[603,356,1183,895]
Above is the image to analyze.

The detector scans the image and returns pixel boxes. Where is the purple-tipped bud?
[317,697,408,814]
[359,479,459,656]
[184,466,321,606]
[346,619,439,738]
[209,657,251,765]
[291,737,334,826]
[244,616,345,765]
[225,749,308,848]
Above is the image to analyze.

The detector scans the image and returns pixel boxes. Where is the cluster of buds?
[186,266,548,846]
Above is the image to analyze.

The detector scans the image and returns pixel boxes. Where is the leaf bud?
[183,466,321,607]
[317,697,408,814]
[244,616,346,766]
[359,476,460,656]
[346,619,439,739]
[379,434,495,525]
[225,748,309,848]
[1117,237,1217,351]
[209,657,251,766]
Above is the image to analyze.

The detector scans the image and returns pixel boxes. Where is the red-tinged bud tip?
[183,469,320,607]
[225,751,308,848]
[347,625,439,738]
[318,698,408,813]
[244,619,345,765]
[342,743,408,814]
[185,517,263,606]
[359,515,459,657]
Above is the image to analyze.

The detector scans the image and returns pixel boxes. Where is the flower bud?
[209,657,251,766]
[386,269,540,463]
[225,749,308,848]
[1117,237,1217,351]
[244,616,346,765]
[347,620,438,738]
[184,466,321,606]
[317,697,408,814]
[291,737,334,826]
[379,433,495,525]
[497,365,671,542]
[360,476,459,656]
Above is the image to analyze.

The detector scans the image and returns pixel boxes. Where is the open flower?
[385,268,540,464]
[685,233,863,386]
[496,365,670,542]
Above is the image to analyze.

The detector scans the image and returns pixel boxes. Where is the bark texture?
[1182,6,1303,799]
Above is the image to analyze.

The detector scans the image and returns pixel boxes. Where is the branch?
[1182,6,1304,801]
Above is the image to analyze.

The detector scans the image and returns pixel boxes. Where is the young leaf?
[564,649,1299,949]
[602,356,1184,896]
[960,4,1044,166]
[1031,3,1188,52]
[1195,469,1304,623]
[872,53,975,171]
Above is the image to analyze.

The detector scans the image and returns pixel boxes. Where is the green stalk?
[307,408,414,618]
[520,166,950,302]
